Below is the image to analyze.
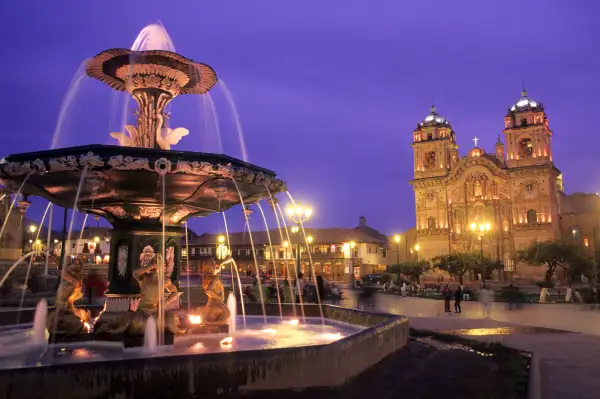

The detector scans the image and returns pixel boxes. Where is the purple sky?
[1,1,599,236]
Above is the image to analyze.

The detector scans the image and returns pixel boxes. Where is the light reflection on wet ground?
[437,326,571,336]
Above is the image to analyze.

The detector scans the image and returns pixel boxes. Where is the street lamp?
[414,244,420,262]
[393,234,401,264]
[93,236,100,243]
[216,235,226,260]
[29,225,37,234]
[286,203,312,277]
[469,222,491,258]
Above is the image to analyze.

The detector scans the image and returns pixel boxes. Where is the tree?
[389,260,430,284]
[518,240,591,287]
[432,252,483,285]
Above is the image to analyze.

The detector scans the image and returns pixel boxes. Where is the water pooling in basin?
[0,317,363,370]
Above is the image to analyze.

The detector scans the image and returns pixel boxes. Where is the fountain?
[0,33,409,398]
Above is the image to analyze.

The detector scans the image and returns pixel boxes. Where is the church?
[410,90,600,266]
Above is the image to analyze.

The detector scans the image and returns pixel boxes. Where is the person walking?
[454,285,463,314]
[480,287,493,319]
[442,284,452,313]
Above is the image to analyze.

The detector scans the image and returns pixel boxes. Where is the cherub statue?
[198,258,230,325]
[47,258,91,335]
[96,246,185,336]
[134,246,182,313]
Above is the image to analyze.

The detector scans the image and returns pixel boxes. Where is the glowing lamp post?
[286,204,312,277]
[393,234,401,264]
[470,222,491,258]
[216,235,227,261]
[414,244,420,262]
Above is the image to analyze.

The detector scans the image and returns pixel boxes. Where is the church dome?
[419,105,450,127]
[510,89,542,112]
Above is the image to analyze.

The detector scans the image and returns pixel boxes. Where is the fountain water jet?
[17,202,52,324]
[217,80,248,162]
[50,61,88,149]
[226,292,237,334]
[285,191,325,323]
[31,299,48,346]
[256,202,283,319]
[230,178,267,322]
[275,202,306,321]
[144,315,158,352]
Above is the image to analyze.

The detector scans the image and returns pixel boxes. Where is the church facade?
[410,90,598,265]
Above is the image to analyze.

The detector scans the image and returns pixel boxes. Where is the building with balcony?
[184,216,389,280]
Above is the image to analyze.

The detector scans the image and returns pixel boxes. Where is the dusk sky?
[1,1,599,237]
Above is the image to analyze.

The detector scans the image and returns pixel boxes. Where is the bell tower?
[503,89,552,168]
[412,105,458,179]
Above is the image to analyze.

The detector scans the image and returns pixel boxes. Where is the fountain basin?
[0,304,409,398]
[0,144,286,223]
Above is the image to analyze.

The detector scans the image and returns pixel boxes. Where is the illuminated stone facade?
[410,90,581,264]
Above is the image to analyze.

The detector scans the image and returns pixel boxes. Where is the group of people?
[243,273,343,304]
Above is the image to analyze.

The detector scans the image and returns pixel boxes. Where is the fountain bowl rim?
[85,48,218,95]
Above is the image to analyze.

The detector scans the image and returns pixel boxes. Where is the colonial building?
[184,217,389,279]
[410,90,598,264]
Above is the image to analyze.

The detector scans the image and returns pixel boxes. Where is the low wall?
[0,305,409,398]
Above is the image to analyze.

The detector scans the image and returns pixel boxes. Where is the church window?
[424,151,437,169]
[427,217,437,229]
[526,209,537,224]
[519,138,533,157]
[521,118,528,127]
[572,226,581,241]
[427,133,433,140]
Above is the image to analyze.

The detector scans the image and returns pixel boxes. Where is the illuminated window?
[583,237,589,247]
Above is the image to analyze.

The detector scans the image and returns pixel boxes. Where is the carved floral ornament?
[0,152,286,191]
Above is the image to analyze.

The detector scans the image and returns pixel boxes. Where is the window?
[382,250,387,258]
[428,217,437,229]
[519,138,533,157]
[368,246,372,254]
[526,209,537,224]
[427,133,433,140]
[521,118,528,127]
[72,243,76,249]
[572,226,581,241]
[424,151,436,169]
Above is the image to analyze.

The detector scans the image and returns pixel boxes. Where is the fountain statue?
[46,259,92,339]
[187,259,231,334]
[0,47,286,345]
[95,246,185,338]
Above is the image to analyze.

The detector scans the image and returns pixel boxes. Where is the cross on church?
[473,136,480,147]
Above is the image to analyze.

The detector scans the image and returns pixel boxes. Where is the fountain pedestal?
[104,219,183,297]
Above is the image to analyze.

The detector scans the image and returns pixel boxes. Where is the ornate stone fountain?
[0,48,286,343]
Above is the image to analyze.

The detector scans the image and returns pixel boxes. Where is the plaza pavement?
[340,291,600,399]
